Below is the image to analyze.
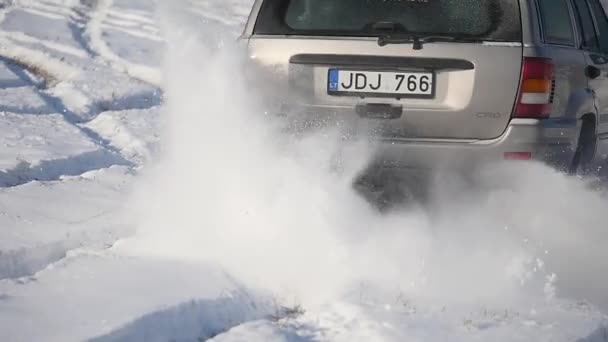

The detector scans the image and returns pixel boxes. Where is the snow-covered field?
[0,0,607,341]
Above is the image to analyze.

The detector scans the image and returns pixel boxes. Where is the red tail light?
[504,152,532,160]
[514,58,554,118]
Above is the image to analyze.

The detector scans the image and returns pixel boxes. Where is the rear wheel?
[569,118,597,175]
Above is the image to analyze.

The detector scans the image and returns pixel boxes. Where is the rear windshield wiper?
[377,34,483,50]
[363,21,483,50]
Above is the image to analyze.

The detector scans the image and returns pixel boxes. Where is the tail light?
[504,152,532,160]
[514,58,554,118]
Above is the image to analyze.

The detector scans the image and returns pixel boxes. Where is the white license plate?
[328,69,435,98]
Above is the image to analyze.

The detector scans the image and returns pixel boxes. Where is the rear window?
[254,0,522,42]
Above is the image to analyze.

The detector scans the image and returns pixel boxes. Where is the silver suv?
[242,0,608,173]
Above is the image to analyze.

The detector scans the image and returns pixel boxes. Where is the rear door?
[249,0,523,140]
[536,0,589,123]
[580,0,608,149]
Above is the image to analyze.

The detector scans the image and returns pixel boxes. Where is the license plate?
[327,69,435,98]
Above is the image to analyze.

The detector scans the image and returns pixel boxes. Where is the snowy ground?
[0,0,607,341]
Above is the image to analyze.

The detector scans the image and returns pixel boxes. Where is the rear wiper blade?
[377,34,483,50]
[363,21,482,50]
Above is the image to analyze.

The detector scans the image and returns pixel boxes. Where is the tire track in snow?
[0,228,121,281]
[0,1,158,283]
[3,31,89,59]
[20,1,75,19]
[6,1,98,60]
[0,3,159,113]
[0,1,162,175]
[0,165,134,282]
[89,289,271,342]
[82,0,162,86]
[16,6,66,21]
[0,150,129,188]
[83,108,161,165]
[0,42,81,85]
[101,23,163,42]
[105,9,159,34]
[0,59,133,185]
[106,8,156,26]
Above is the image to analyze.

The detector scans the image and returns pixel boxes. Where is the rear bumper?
[372,118,580,170]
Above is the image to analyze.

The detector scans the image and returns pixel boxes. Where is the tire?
[353,166,429,211]
[569,118,597,175]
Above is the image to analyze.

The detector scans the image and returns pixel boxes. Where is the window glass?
[588,0,608,53]
[255,0,522,42]
[538,0,575,45]
[574,0,600,50]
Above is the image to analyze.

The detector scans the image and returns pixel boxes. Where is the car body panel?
[248,37,523,140]
[242,0,608,169]
[373,118,578,170]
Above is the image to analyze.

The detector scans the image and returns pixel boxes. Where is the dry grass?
[1,55,58,87]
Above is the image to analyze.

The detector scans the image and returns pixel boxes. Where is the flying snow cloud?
[122,0,608,313]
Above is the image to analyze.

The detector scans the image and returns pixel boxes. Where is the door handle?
[585,65,602,79]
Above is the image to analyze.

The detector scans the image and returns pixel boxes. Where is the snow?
[0,112,128,186]
[0,85,52,113]
[0,41,81,82]
[0,167,132,280]
[84,0,163,85]
[0,0,606,341]
[0,253,267,342]
[208,301,608,342]
[83,107,161,164]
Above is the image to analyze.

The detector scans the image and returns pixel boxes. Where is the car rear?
[242,0,578,169]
